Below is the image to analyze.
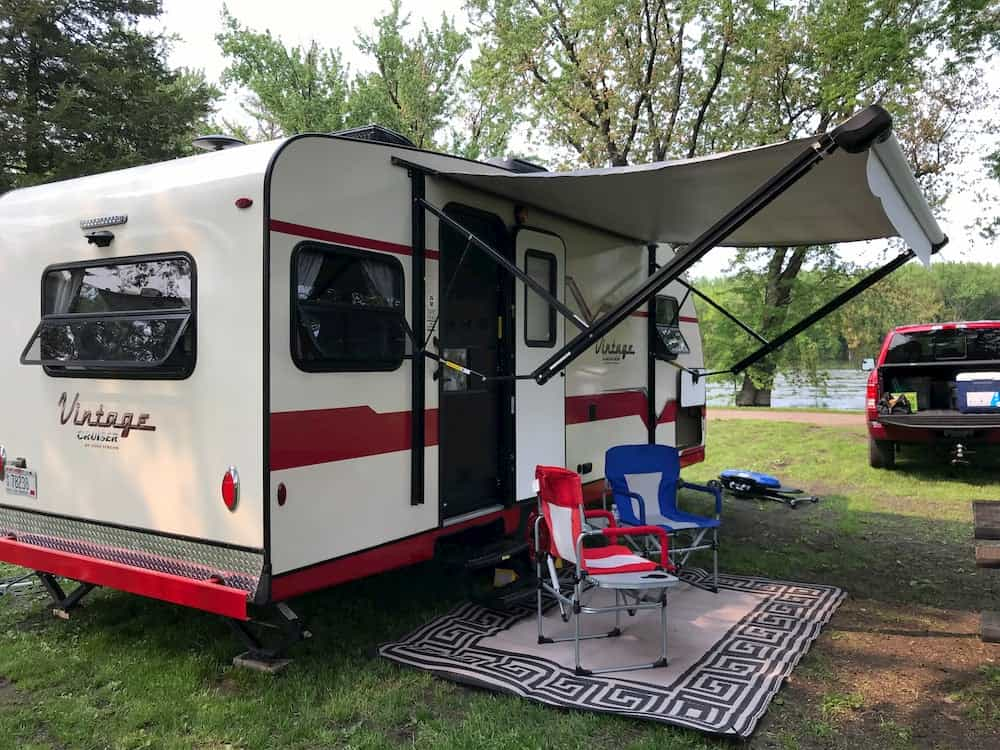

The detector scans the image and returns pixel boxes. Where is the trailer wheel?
[869,438,895,469]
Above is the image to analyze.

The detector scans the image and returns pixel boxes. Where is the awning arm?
[416,198,590,331]
[531,105,895,385]
[726,240,945,377]
[675,278,770,346]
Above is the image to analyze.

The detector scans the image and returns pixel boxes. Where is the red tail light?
[0,444,6,481]
[221,467,239,511]
[866,369,880,421]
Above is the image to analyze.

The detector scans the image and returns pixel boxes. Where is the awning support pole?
[728,247,916,375]
[531,135,842,384]
[646,244,657,443]
[675,279,770,346]
[416,198,589,331]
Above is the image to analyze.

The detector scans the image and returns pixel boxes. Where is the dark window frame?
[289,240,406,373]
[30,251,197,381]
[653,294,690,361]
[523,249,558,348]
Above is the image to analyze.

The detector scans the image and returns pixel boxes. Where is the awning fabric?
[431,134,944,266]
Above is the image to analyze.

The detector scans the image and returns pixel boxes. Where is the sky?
[152,0,996,276]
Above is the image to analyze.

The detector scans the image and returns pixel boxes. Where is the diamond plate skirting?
[0,505,263,595]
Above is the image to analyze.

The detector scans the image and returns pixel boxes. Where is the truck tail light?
[221,466,239,511]
[866,369,879,421]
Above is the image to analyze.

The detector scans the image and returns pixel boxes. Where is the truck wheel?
[869,438,895,469]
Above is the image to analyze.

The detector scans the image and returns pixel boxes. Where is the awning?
[428,133,944,266]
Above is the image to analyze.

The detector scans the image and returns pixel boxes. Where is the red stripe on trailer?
[270,219,441,260]
[270,505,521,601]
[271,406,439,471]
[0,537,250,620]
[565,393,679,428]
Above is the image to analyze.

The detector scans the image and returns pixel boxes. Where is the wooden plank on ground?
[982,611,1000,643]
[973,500,1000,540]
[975,543,1000,568]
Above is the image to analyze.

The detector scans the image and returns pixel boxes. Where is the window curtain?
[359,259,399,309]
[50,269,86,314]
[296,251,325,299]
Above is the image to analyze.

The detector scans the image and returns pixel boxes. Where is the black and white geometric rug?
[379,570,845,738]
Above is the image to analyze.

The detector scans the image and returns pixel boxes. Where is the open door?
[514,228,566,500]
[438,206,513,520]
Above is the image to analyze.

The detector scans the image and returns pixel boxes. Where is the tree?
[0,0,217,192]
[466,0,748,166]
[216,6,353,136]
[468,0,997,405]
[216,1,512,155]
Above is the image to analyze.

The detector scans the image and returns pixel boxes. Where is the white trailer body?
[0,108,945,620]
[0,134,704,617]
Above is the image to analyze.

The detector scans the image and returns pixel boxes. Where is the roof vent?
[485,156,548,173]
[192,135,247,152]
[332,124,415,147]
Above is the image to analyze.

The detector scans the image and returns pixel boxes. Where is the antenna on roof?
[192,135,247,152]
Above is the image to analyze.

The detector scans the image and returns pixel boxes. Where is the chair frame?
[534,501,678,676]
[603,447,723,592]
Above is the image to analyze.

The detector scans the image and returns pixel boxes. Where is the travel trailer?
[0,106,945,655]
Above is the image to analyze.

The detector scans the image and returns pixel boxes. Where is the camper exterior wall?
[264,136,704,581]
[0,144,276,559]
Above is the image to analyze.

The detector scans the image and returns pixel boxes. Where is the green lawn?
[1,420,998,749]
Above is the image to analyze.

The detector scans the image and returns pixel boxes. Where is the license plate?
[4,467,37,498]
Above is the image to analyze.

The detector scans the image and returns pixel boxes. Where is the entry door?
[514,228,566,500]
[438,208,513,519]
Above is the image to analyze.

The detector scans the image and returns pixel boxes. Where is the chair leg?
[536,553,547,644]
[713,528,719,593]
[574,579,585,675]
[655,590,669,667]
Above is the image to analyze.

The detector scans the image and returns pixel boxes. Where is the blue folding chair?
[604,444,722,591]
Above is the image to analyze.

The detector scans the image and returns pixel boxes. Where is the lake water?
[705,368,868,410]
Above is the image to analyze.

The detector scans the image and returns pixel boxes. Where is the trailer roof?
[414,133,944,265]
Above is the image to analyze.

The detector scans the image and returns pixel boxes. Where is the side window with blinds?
[21,254,196,379]
[291,242,406,372]
[524,249,557,347]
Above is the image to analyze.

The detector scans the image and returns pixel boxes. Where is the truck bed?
[879,409,1000,430]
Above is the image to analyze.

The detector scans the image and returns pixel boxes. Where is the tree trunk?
[735,372,773,406]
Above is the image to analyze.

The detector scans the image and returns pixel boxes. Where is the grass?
[1,419,999,749]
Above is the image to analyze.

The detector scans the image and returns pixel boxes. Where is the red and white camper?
[0,107,945,656]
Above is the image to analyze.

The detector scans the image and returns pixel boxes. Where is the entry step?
[463,538,530,571]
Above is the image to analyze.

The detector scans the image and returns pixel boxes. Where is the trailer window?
[20,254,196,378]
[292,243,405,372]
[654,295,689,360]
[524,250,557,347]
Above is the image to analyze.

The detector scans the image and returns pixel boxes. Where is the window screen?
[654,295,690,360]
[524,250,557,347]
[21,254,196,378]
[292,243,405,371]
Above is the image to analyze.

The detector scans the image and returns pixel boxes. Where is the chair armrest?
[611,488,647,525]
[584,509,616,528]
[679,479,723,518]
[600,526,675,572]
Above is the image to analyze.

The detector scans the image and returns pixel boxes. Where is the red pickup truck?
[864,321,1000,468]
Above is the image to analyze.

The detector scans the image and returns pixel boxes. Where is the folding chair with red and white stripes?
[533,465,680,676]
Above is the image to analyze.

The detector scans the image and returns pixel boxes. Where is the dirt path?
[708,408,864,427]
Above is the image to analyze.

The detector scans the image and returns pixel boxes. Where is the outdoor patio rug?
[378,569,845,738]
